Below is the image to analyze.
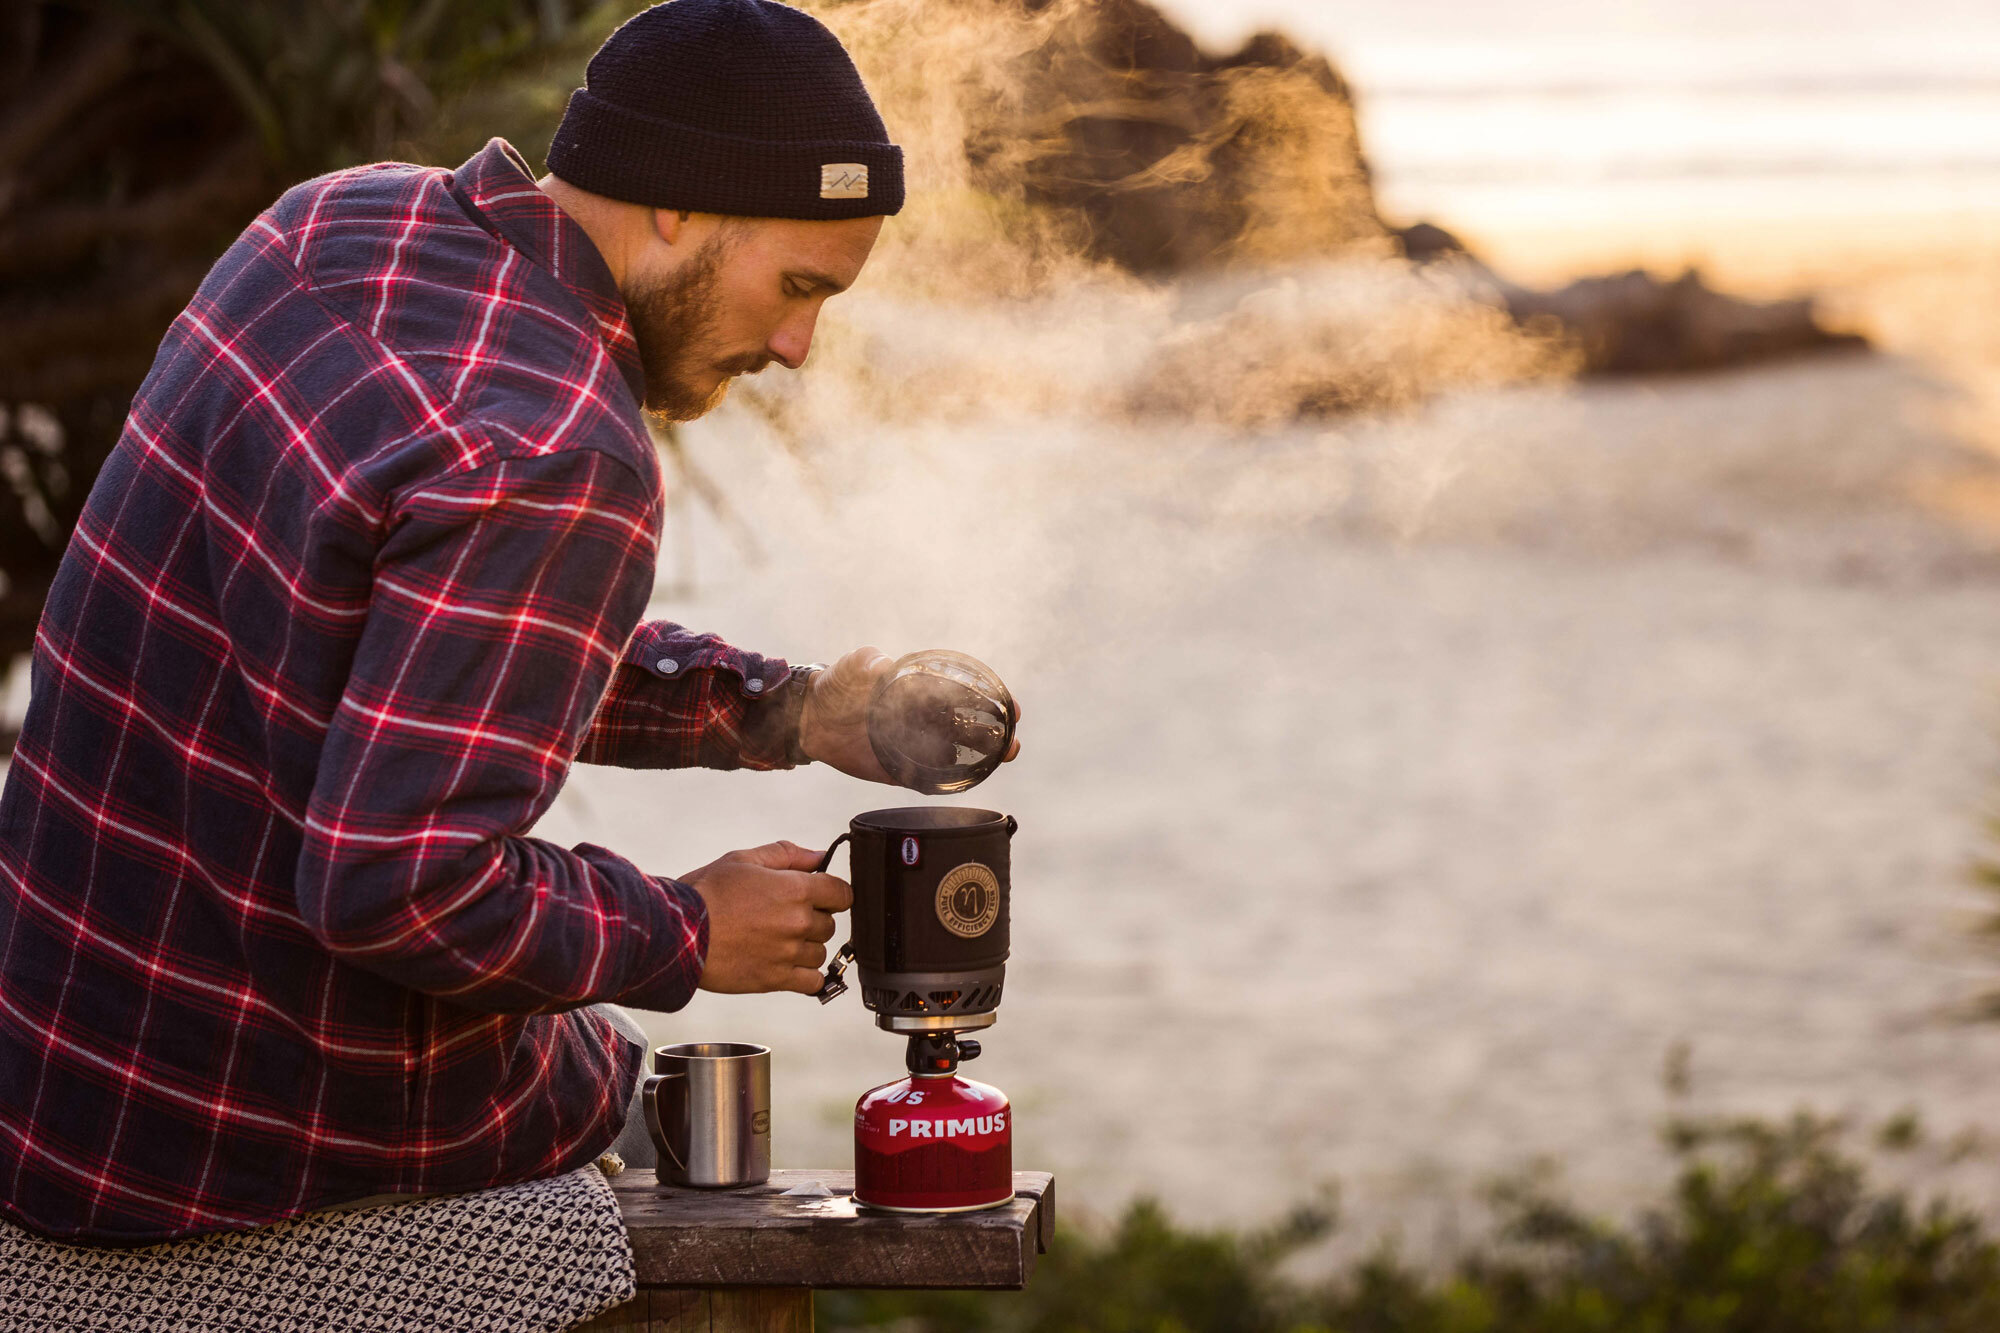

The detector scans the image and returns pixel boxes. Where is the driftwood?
[1397,220,1866,375]
[1503,269,1866,375]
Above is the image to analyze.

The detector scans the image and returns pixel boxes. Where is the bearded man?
[0,0,1007,1244]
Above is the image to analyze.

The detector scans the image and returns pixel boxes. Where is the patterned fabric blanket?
[0,1166,632,1332]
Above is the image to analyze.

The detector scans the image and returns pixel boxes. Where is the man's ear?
[651,207,683,248]
[651,208,699,248]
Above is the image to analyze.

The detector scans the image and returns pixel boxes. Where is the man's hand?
[797,646,895,782]
[681,841,852,995]
[799,645,1023,784]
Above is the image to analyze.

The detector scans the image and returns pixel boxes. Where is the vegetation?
[821,1113,2000,1333]
[0,0,608,700]
[1973,819,2000,1021]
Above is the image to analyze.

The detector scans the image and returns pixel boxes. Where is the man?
[0,0,1008,1244]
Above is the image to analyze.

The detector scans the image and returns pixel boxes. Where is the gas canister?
[853,1034,1012,1212]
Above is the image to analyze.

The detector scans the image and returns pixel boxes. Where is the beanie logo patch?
[820,163,870,200]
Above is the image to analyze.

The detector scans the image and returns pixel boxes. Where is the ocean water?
[1352,40,2000,235]
[1158,3,2000,243]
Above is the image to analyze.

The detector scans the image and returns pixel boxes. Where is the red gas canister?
[853,1036,1012,1212]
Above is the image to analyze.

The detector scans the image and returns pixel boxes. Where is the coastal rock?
[970,0,1386,273]
[974,0,1865,376]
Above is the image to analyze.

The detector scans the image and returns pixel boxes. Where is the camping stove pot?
[814,807,1013,1033]
[853,1033,1013,1212]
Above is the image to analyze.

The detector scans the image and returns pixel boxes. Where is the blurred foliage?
[94,0,604,174]
[822,1112,2000,1333]
[1974,817,2000,1020]
[0,0,613,709]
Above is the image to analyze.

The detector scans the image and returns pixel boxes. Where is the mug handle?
[642,1071,688,1177]
[812,833,854,1005]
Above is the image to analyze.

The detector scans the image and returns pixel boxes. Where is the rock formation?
[970,0,1386,273]
[969,0,1864,375]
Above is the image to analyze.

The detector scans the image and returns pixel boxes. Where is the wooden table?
[576,1168,1056,1332]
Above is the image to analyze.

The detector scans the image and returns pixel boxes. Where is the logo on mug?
[901,836,921,867]
[935,862,1000,939]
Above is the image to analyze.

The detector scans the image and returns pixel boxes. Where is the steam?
[1127,265,1570,429]
[675,0,2000,629]
[724,0,1570,441]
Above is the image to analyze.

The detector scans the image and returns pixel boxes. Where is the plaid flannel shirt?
[0,140,798,1243]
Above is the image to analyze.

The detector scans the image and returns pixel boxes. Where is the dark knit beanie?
[546,0,903,220]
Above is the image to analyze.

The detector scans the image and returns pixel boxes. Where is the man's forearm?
[299,833,711,1013]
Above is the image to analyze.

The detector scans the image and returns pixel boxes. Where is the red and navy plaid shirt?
[0,140,797,1243]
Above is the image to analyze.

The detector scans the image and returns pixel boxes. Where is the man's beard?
[623,229,765,424]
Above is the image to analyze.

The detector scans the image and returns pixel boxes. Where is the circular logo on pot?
[935,863,1001,939]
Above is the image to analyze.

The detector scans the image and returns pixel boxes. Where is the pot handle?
[812,833,854,1005]
[812,833,852,876]
[1005,815,1018,837]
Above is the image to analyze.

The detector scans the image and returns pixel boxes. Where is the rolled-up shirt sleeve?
[578,622,799,770]
[293,446,709,1013]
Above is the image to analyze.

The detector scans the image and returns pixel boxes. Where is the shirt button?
[656,658,679,675]
[746,678,764,694]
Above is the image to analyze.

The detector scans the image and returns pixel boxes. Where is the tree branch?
[0,261,210,372]
[0,349,164,403]
[0,13,139,180]
[0,133,265,278]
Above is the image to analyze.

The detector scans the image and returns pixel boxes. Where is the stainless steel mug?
[643,1042,771,1187]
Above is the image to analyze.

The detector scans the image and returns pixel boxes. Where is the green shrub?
[820,1113,2000,1333]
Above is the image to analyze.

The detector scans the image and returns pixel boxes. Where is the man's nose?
[767,305,819,371]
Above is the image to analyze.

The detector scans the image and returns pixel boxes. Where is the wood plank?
[708,1288,813,1332]
[571,1290,654,1331]
[570,1288,812,1332]
[607,1169,1054,1291]
[648,1290,707,1332]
